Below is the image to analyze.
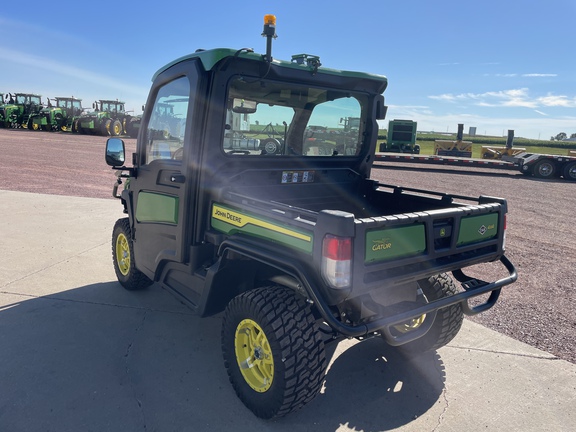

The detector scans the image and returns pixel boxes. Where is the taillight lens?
[322,234,352,289]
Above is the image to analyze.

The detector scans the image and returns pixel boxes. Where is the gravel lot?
[1,128,574,363]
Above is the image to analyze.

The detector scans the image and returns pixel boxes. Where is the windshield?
[101,102,124,113]
[16,95,41,105]
[57,99,81,109]
[223,77,366,156]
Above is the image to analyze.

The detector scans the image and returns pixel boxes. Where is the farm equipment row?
[0,93,140,137]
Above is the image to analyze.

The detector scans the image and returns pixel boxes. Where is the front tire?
[112,218,153,290]
[221,286,327,419]
[395,273,463,355]
[72,119,81,133]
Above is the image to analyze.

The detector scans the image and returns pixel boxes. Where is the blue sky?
[1,0,574,140]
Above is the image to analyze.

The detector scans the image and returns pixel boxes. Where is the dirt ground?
[1,128,574,363]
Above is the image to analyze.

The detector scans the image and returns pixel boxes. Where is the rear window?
[223,77,366,157]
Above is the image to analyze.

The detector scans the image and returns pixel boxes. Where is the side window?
[145,76,190,164]
[304,99,362,156]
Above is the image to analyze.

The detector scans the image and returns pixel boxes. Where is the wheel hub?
[235,319,274,392]
[393,314,427,333]
[115,233,131,276]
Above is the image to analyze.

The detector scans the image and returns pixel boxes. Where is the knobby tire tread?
[222,286,326,419]
[400,273,464,354]
[112,218,153,291]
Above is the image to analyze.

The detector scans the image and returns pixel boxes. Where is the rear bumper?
[219,235,517,345]
[312,254,517,342]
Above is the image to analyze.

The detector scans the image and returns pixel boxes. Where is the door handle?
[170,174,185,183]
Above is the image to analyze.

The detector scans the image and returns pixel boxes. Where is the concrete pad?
[1,191,575,431]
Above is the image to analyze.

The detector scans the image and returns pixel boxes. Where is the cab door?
[128,73,196,277]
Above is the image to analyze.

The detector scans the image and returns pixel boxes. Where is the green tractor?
[0,93,5,125]
[74,99,138,136]
[0,93,43,128]
[379,119,420,153]
[29,97,84,131]
[146,102,183,139]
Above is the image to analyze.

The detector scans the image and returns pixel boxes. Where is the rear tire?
[394,273,463,355]
[112,218,153,290]
[221,286,327,419]
[532,159,556,178]
[562,162,576,181]
[110,119,122,136]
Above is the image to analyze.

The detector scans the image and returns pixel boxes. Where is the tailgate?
[350,186,507,295]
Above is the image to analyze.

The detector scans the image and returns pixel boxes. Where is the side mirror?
[105,137,126,167]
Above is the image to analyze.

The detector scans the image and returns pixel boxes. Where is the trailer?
[374,151,576,181]
[375,128,576,181]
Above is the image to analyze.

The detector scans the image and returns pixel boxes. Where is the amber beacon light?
[262,14,277,63]
[263,14,276,26]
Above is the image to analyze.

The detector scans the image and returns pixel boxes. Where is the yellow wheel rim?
[393,314,426,334]
[235,319,274,392]
[32,123,40,131]
[113,122,122,135]
[115,233,131,276]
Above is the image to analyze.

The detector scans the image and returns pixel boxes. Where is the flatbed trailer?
[374,151,576,181]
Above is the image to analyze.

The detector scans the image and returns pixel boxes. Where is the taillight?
[321,234,352,289]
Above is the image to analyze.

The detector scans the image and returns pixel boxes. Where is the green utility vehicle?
[104,15,516,419]
[0,93,43,128]
[75,99,136,136]
[29,96,83,131]
[379,119,420,153]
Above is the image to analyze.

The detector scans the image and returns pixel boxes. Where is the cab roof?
[152,48,388,90]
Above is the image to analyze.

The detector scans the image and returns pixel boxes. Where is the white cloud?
[428,88,576,109]
[385,106,576,140]
[522,73,558,77]
[486,73,557,78]
[428,94,457,102]
[0,47,148,97]
[421,86,576,138]
[537,94,576,107]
